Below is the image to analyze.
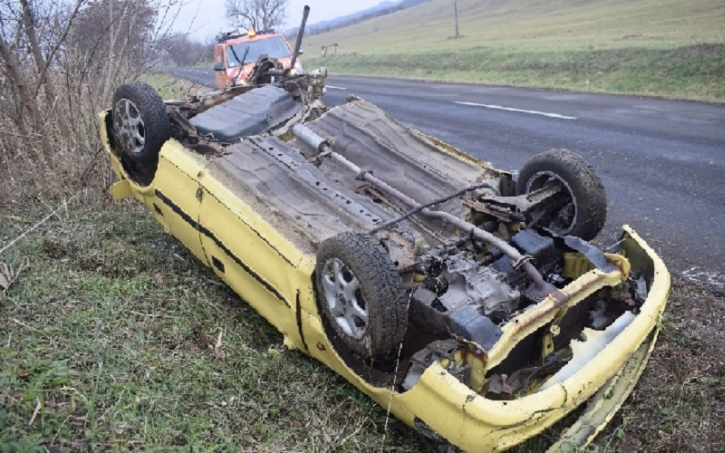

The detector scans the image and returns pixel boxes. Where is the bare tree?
[0,0,186,202]
[158,32,213,66]
[0,0,85,160]
[225,0,288,31]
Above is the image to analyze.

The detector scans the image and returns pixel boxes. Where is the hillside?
[302,0,431,35]
[303,0,725,101]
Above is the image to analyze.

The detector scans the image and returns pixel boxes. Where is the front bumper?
[388,227,669,451]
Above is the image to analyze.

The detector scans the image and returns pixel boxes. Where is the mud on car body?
[102,52,669,451]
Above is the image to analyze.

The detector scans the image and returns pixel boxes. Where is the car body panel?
[547,329,658,452]
[99,84,670,450]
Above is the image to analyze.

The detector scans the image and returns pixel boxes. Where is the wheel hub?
[527,171,578,236]
[113,98,146,155]
[320,258,368,340]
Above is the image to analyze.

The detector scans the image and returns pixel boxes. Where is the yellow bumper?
[375,227,669,451]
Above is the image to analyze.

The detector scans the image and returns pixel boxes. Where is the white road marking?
[682,267,725,290]
[456,101,577,120]
[326,85,347,90]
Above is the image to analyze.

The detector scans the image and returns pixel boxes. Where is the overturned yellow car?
[101,68,669,451]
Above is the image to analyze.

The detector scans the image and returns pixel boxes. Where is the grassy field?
[1,194,724,452]
[139,73,201,100]
[303,0,725,102]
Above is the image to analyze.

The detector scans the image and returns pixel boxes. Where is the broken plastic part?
[564,236,617,273]
[539,310,636,391]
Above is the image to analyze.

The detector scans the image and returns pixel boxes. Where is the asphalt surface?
[165,68,725,280]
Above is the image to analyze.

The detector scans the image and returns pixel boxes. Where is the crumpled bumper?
[392,226,669,452]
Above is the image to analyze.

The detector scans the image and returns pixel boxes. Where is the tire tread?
[112,82,170,166]
[316,232,407,359]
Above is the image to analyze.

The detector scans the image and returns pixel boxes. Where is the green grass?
[139,73,195,100]
[303,0,725,101]
[0,200,435,452]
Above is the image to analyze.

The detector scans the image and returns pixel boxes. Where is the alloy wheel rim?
[114,99,146,155]
[321,258,368,339]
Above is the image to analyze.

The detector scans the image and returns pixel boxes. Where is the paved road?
[165,68,725,281]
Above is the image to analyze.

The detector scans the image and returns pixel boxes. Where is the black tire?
[316,232,407,360]
[111,83,170,179]
[517,149,607,241]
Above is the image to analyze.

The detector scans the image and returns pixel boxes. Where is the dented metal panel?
[100,71,670,452]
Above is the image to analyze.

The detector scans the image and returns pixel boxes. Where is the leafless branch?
[225,0,288,31]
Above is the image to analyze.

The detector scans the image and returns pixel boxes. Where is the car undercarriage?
[102,62,669,451]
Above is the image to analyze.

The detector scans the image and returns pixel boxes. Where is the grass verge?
[308,43,725,102]
[1,197,724,451]
[0,200,434,452]
[302,0,724,102]
[139,73,202,100]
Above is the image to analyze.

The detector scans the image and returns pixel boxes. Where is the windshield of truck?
[226,37,291,67]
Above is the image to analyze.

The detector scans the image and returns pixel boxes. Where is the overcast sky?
[172,0,389,41]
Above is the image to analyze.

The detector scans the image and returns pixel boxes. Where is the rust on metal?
[453,340,489,393]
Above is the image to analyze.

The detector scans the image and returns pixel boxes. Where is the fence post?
[453,0,460,38]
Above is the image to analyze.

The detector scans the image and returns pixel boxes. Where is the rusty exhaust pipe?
[290,123,561,300]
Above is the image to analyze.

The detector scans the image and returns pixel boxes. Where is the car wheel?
[316,232,408,360]
[518,149,607,241]
[112,83,170,183]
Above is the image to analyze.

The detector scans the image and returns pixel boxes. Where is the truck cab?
[213,30,303,89]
